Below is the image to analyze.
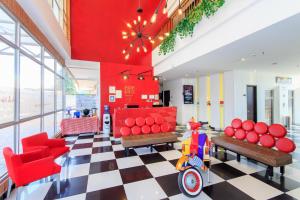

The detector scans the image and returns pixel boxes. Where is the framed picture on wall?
[183,85,194,104]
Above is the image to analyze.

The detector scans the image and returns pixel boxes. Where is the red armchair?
[3,147,61,200]
[21,132,70,159]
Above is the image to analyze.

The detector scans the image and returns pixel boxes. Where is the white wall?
[294,88,300,125]
[198,76,207,122]
[224,71,235,127]
[210,74,221,129]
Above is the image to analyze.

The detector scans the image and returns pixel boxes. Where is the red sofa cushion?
[49,146,69,159]
[161,122,170,132]
[235,129,246,140]
[141,125,151,134]
[131,126,141,135]
[260,134,275,148]
[151,124,161,133]
[155,116,164,125]
[276,138,296,153]
[125,118,135,127]
[231,118,242,129]
[242,120,254,131]
[145,117,155,126]
[254,122,268,134]
[120,127,131,136]
[224,126,235,137]
[136,117,145,126]
[246,131,259,144]
[269,124,287,138]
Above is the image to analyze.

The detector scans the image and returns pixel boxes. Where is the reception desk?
[61,116,100,136]
[113,107,177,138]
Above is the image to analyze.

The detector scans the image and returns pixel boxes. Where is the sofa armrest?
[46,138,66,147]
[20,147,50,163]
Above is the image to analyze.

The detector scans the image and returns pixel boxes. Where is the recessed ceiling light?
[241,58,246,62]
[272,62,278,65]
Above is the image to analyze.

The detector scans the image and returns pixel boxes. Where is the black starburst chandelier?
[121,0,170,60]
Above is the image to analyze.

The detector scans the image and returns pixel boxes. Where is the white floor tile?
[277,166,300,182]
[93,141,112,147]
[200,170,224,187]
[55,193,86,200]
[210,157,222,165]
[112,144,124,151]
[62,163,90,179]
[169,192,212,200]
[87,170,122,192]
[228,175,283,200]
[287,187,300,199]
[64,136,78,141]
[74,139,93,144]
[159,150,182,160]
[91,152,115,163]
[116,156,144,169]
[124,178,167,200]
[69,148,92,157]
[146,161,178,177]
[134,147,157,155]
[7,182,52,200]
[225,160,265,174]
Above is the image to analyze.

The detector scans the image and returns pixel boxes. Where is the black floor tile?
[89,159,118,174]
[153,144,175,152]
[94,137,110,142]
[86,185,127,200]
[250,170,300,192]
[64,155,91,166]
[213,150,236,162]
[111,140,122,145]
[268,193,298,200]
[156,173,180,197]
[44,176,88,199]
[120,165,153,184]
[114,149,137,158]
[203,181,254,200]
[169,159,178,167]
[140,153,167,164]
[78,134,94,139]
[66,140,76,145]
[92,146,113,154]
[210,163,246,180]
[72,143,93,149]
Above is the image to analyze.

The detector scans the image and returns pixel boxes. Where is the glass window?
[20,55,41,119]
[44,51,55,71]
[0,8,15,43]
[19,118,41,152]
[56,76,63,110]
[43,114,55,138]
[56,111,63,133]
[44,68,55,113]
[20,28,41,61]
[0,41,15,124]
[56,62,63,76]
[53,0,60,21]
[0,126,14,176]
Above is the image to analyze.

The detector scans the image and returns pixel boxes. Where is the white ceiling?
[160,13,300,80]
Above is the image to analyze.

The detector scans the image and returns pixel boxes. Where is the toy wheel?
[178,167,203,197]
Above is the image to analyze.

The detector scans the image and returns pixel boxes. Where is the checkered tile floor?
[6,128,300,200]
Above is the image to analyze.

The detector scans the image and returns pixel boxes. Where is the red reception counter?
[113,107,177,138]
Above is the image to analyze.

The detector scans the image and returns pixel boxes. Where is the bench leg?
[166,143,169,150]
[267,166,274,177]
[171,142,174,148]
[150,145,153,153]
[125,148,129,157]
[224,149,227,160]
[237,154,241,162]
[215,145,218,153]
[280,166,285,175]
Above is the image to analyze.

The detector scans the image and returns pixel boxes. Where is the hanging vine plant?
[159,0,225,55]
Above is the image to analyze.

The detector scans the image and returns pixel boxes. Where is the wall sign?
[183,85,194,104]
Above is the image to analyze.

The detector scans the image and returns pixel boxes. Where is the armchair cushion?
[46,138,66,147]
[20,149,50,163]
[49,146,70,158]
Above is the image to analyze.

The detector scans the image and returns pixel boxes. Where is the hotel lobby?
[0,0,300,199]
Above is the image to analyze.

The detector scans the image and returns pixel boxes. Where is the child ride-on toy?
[176,121,212,197]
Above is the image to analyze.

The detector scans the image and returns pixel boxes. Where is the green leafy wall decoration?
[159,0,225,55]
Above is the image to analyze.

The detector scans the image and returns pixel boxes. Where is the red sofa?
[113,107,177,138]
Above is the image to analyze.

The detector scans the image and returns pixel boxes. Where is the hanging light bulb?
[143,46,147,53]
[125,54,130,60]
[133,20,137,25]
[143,20,147,26]
[138,15,141,22]
[130,43,133,48]
[148,36,152,40]
[163,2,167,14]
[131,32,136,36]
[178,0,182,15]
[158,36,164,40]
[151,9,158,24]
[150,40,155,44]
[122,35,128,39]
[122,31,127,35]
[126,23,132,28]
[123,74,129,80]
[137,47,140,53]
[122,49,126,54]
[164,32,170,37]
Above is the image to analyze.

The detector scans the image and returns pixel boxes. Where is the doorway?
[163,90,170,107]
[247,85,257,122]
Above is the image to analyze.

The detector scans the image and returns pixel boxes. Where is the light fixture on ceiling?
[241,57,246,62]
[123,74,129,80]
[163,0,168,14]
[138,75,145,80]
[178,0,183,15]
[122,0,165,60]
[153,76,159,81]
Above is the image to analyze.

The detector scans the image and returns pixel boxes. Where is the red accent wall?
[100,62,159,118]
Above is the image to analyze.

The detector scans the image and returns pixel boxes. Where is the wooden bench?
[211,136,292,177]
[121,132,178,156]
